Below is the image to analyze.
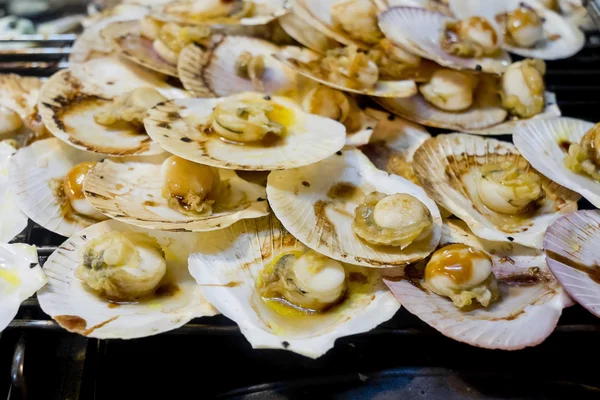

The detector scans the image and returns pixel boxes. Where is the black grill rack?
[2,26,600,400]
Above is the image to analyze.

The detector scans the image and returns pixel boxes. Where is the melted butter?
[0,269,21,287]
[63,162,96,200]
[266,102,295,129]
[425,244,490,285]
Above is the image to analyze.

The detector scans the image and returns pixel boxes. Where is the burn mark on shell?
[180,137,193,143]
[301,181,310,187]
[312,200,341,252]
[55,315,119,336]
[158,122,171,129]
[282,341,290,349]
[84,191,112,201]
[167,111,180,119]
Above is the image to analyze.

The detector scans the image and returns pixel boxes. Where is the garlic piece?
[564,122,600,180]
[234,51,266,92]
[419,69,477,111]
[501,59,546,118]
[424,244,499,308]
[94,87,167,127]
[331,0,382,45]
[313,46,379,90]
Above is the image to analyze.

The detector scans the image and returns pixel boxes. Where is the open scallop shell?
[152,0,290,26]
[413,134,580,249]
[278,6,341,54]
[377,86,560,134]
[0,142,27,241]
[449,0,585,60]
[38,56,188,156]
[0,244,46,332]
[379,6,512,74]
[37,220,218,339]
[513,117,600,208]
[267,147,442,268]
[102,20,178,77]
[188,214,400,358]
[359,113,431,183]
[384,218,572,349]
[144,93,346,171]
[84,157,269,231]
[544,210,600,318]
[274,46,417,98]
[9,138,107,237]
[178,35,298,97]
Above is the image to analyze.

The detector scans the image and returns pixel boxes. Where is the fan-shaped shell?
[274,46,418,98]
[0,244,46,332]
[38,56,188,156]
[379,6,511,74]
[188,215,400,358]
[37,220,218,339]
[0,142,27,241]
[413,134,580,248]
[544,210,600,318]
[449,0,585,60]
[84,157,269,231]
[178,35,297,97]
[144,93,346,171]
[267,148,442,267]
[384,219,572,349]
[277,7,341,54]
[102,20,179,77]
[513,117,600,208]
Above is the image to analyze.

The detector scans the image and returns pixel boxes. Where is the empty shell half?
[413,134,579,248]
[267,148,442,268]
[38,56,189,156]
[178,35,298,97]
[277,5,341,54]
[188,215,400,358]
[83,155,269,231]
[0,243,46,332]
[449,0,585,60]
[384,218,572,349]
[513,117,600,208]
[144,92,346,170]
[0,142,27,241]
[379,6,511,74]
[544,210,600,318]
[37,220,218,339]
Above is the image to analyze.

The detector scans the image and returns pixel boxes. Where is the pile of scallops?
[0,0,598,358]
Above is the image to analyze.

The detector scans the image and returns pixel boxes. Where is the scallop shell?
[378,6,512,74]
[37,220,218,339]
[267,147,442,267]
[278,7,341,54]
[152,0,290,26]
[514,118,600,208]
[377,87,560,134]
[0,74,42,123]
[0,142,27,242]
[342,107,384,147]
[273,46,418,98]
[0,244,46,332]
[449,0,585,60]
[144,93,346,171]
[384,218,572,349]
[413,133,580,249]
[84,157,269,231]
[544,210,600,318]
[178,35,297,97]
[38,56,188,156]
[102,20,179,77]
[188,214,400,358]
[9,138,107,237]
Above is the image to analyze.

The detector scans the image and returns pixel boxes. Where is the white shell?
[0,243,46,332]
[188,215,400,358]
[38,56,189,156]
[274,46,418,98]
[379,6,512,74]
[0,142,27,242]
[102,20,179,77]
[384,218,572,349]
[413,133,580,249]
[178,36,298,97]
[267,147,442,267]
[514,117,600,208]
[377,89,560,134]
[153,0,290,26]
[0,74,42,122]
[37,220,218,339]
[144,93,346,171]
[84,158,269,231]
[9,138,107,237]
[449,0,585,60]
[278,6,341,54]
[544,210,600,318]
[343,107,384,147]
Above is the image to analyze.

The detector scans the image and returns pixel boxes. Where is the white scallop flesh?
[292,252,346,304]
[477,178,531,214]
[502,64,534,110]
[419,69,475,111]
[511,22,544,48]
